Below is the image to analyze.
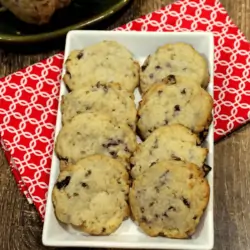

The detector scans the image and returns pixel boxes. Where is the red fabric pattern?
[0,0,249,219]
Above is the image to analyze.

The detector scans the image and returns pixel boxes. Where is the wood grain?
[0,0,250,249]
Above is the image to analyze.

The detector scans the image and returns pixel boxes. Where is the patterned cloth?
[0,0,249,220]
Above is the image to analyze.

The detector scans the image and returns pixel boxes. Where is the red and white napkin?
[0,0,249,220]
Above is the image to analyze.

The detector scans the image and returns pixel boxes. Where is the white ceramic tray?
[42,30,214,249]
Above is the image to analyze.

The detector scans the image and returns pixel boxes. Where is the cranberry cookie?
[131,125,208,178]
[61,82,137,130]
[140,42,209,93]
[55,112,137,169]
[52,155,130,235]
[137,77,213,140]
[129,160,210,238]
[63,40,140,92]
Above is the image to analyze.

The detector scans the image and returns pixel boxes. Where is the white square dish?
[42,30,214,249]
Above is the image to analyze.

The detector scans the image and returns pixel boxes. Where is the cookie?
[0,0,71,25]
[131,125,208,178]
[55,112,137,169]
[129,160,210,239]
[137,77,213,140]
[63,40,140,92]
[52,155,130,235]
[61,82,137,130]
[140,42,209,93]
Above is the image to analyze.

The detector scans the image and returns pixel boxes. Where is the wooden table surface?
[0,0,250,249]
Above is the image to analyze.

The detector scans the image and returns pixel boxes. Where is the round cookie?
[55,112,137,169]
[61,82,137,130]
[140,42,209,93]
[52,155,130,235]
[131,125,208,179]
[129,160,210,239]
[137,78,213,140]
[63,40,140,92]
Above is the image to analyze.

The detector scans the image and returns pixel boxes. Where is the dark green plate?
[0,0,131,43]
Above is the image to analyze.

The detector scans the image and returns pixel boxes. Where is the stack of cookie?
[130,43,213,239]
[52,40,213,239]
[52,41,139,235]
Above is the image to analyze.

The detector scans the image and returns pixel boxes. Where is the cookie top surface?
[131,125,208,178]
[52,155,130,235]
[137,78,213,139]
[140,43,209,93]
[63,40,140,92]
[55,112,137,167]
[129,160,210,239]
[61,82,137,130]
